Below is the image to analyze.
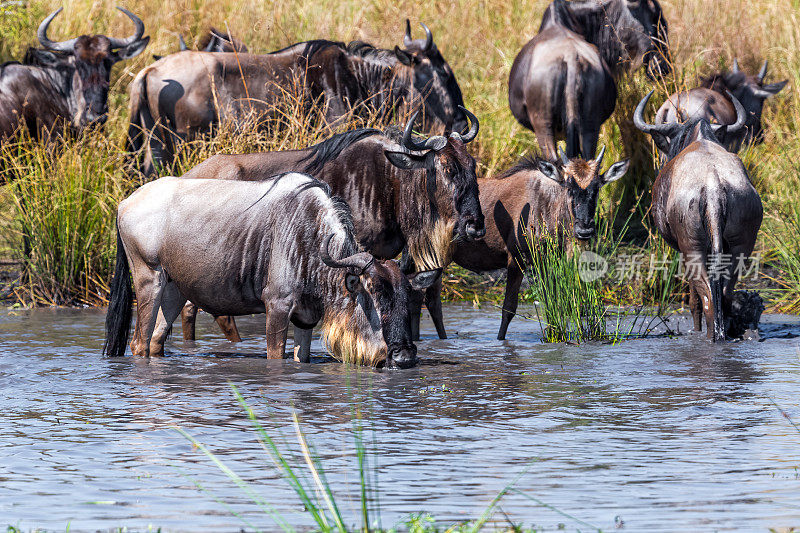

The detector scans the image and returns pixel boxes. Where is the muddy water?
[1,306,799,531]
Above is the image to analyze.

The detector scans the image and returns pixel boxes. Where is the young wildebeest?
[418,147,629,340]
[0,7,148,139]
[176,111,483,341]
[103,173,439,369]
[635,90,763,341]
[655,59,788,151]
[127,21,466,176]
[508,0,670,159]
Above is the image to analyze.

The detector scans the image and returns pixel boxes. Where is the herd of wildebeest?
[0,1,785,368]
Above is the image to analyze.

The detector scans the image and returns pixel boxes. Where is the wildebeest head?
[31,7,149,127]
[393,20,467,132]
[634,90,747,158]
[702,59,788,144]
[180,28,249,53]
[536,146,630,241]
[384,108,485,242]
[320,235,441,369]
[623,0,672,78]
[726,290,764,339]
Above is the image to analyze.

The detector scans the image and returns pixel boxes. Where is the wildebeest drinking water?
[634,90,763,341]
[127,20,466,176]
[655,59,788,151]
[0,7,149,139]
[103,172,440,368]
[176,111,483,341]
[416,146,630,340]
[508,0,670,159]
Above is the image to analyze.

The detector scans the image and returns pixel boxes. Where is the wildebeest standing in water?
[634,90,762,340]
[508,0,670,159]
[103,172,440,369]
[0,7,149,139]
[655,59,788,151]
[127,21,467,176]
[177,111,483,342]
[419,147,630,340]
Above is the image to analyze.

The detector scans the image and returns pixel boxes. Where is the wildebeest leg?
[293,326,313,363]
[400,248,424,341]
[149,281,187,356]
[264,300,291,359]
[532,117,557,161]
[425,278,447,339]
[130,266,165,357]
[215,316,242,342]
[690,274,716,341]
[688,283,702,332]
[180,301,198,341]
[497,259,524,340]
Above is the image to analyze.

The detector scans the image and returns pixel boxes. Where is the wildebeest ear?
[755,79,788,97]
[114,36,150,61]
[384,150,429,170]
[603,159,630,184]
[394,46,415,66]
[408,268,442,291]
[344,273,361,293]
[537,160,561,183]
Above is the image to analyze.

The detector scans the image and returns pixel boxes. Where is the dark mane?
[539,0,581,33]
[268,39,346,60]
[497,155,555,179]
[300,128,382,174]
[346,40,397,64]
[699,71,746,93]
[666,118,721,161]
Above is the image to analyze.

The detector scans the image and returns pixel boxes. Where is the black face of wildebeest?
[31,7,149,127]
[536,146,629,240]
[395,20,467,133]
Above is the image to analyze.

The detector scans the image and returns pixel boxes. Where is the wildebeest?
[127,20,466,176]
[508,0,616,159]
[634,90,763,340]
[177,111,483,341]
[103,172,440,368]
[152,28,249,60]
[419,146,629,340]
[0,7,149,139]
[508,0,670,159]
[655,59,788,150]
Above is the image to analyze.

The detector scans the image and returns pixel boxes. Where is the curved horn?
[732,57,740,73]
[107,7,145,50]
[204,33,218,52]
[758,59,768,82]
[558,146,570,165]
[420,22,433,51]
[402,111,448,151]
[320,234,374,274]
[450,106,479,143]
[38,8,78,52]
[713,91,747,135]
[594,145,606,166]
[403,19,413,47]
[178,34,188,51]
[633,90,677,136]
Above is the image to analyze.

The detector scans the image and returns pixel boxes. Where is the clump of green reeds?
[767,200,800,313]
[1,128,135,306]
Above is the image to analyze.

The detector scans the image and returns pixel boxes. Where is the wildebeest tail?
[126,69,155,157]
[103,227,133,358]
[705,199,726,341]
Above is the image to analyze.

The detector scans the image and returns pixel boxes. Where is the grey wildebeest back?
[178,111,483,341]
[635,90,762,341]
[420,147,629,340]
[655,59,788,151]
[103,172,440,368]
[127,20,466,176]
[508,0,617,160]
[0,7,149,140]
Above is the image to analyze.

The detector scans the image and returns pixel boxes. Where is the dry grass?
[0,0,797,308]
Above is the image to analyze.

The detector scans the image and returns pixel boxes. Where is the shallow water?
[1,305,799,531]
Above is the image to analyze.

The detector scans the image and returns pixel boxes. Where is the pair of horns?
[731,58,769,82]
[401,106,479,151]
[558,145,606,166]
[403,19,433,52]
[38,7,145,52]
[321,234,374,274]
[633,89,746,137]
[179,29,235,52]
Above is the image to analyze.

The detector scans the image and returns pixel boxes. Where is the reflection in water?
[0,307,799,530]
